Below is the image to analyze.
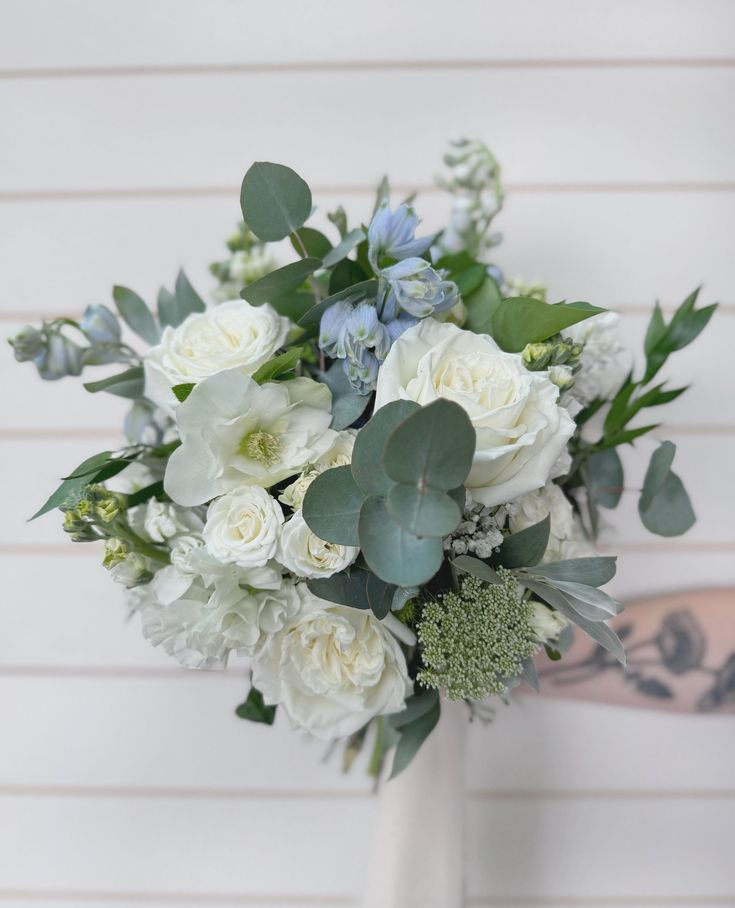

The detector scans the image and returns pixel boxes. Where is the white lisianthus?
[143,300,290,413]
[279,430,356,509]
[252,585,412,739]
[204,486,284,568]
[374,320,575,507]
[528,600,569,644]
[565,312,629,406]
[164,370,337,506]
[277,510,358,579]
[510,482,596,563]
[143,498,202,543]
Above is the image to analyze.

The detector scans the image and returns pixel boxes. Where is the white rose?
[204,486,284,568]
[374,319,575,507]
[278,430,356,509]
[164,370,337,505]
[143,300,290,413]
[276,510,358,579]
[528,600,569,644]
[510,482,596,563]
[278,469,320,510]
[252,584,412,739]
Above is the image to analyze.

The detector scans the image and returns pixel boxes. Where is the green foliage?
[171,382,194,402]
[240,258,321,306]
[235,687,276,725]
[298,279,378,328]
[32,450,136,520]
[251,347,304,384]
[417,571,536,700]
[322,228,366,269]
[240,162,312,242]
[585,448,623,510]
[156,270,206,329]
[452,554,502,584]
[464,276,502,334]
[316,362,372,431]
[388,689,440,779]
[490,297,605,352]
[307,567,396,619]
[643,289,717,384]
[290,227,332,260]
[526,556,617,587]
[302,466,363,546]
[494,515,550,568]
[638,441,696,536]
[351,400,420,496]
[386,484,461,538]
[112,286,160,345]
[83,366,144,399]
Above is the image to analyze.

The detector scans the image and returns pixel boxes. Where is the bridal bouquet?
[11,141,715,776]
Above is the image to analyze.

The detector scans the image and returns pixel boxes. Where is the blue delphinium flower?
[367,203,434,272]
[381,257,458,319]
[319,300,393,395]
[79,304,122,345]
[343,347,381,396]
[343,302,391,362]
[318,299,352,359]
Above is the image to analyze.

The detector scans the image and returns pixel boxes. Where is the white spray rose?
[277,510,358,579]
[204,486,284,568]
[278,430,356,509]
[143,300,290,413]
[164,370,337,506]
[510,482,595,563]
[374,319,575,507]
[252,584,412,739]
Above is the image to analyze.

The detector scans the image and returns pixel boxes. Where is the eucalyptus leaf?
[322,228,366,268]
[392,585,419,613]
[359,496,444,587]
[302,465,364,546]
[638,442,695,537]
[112,286,160,345]
[351,400,419,496]
[549,580,622,618]
[156,286,178,329]
[83,366,144,399]
[306,567,396,619]
[290,227,332,260]
[389,695,440,778]
[526,556,617,587]
[241,258,321,305]
[240,162,312,242]
[318,363,372,431]
[174,269,206,319]
[491,297,606,352]
[328,258,368,294]
[587,448,624,509]
[520,657,540,692]
[389,688,439,730]
[386,483,461,538]
[495,515,550,568]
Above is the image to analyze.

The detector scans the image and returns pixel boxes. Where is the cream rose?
[143,300,290,413]
[252,584,412,739]
[204,486,284,568]
[276,510,358,579]
[374,319,575,507]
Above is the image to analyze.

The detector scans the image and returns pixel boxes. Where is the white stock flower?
[143,300,290,413]
[374,320,575,507]
[203,486,284,568]
[565,312,629,406]
[164,370,336,506]
[278,430,356,509]
[252,584,412,739]
[510,482,595,563]
[143,499,202,543]
[277,510,358,579]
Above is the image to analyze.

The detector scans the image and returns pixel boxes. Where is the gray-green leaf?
[112,286,160,345]
[351,400,420,497]
[638,441,695,537]
[241,258,322,306]
[240,162,312,242]
[302,465,364,546]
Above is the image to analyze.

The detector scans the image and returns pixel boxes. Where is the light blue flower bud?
[382,258,459,319]
[385,313,419,342]
[343,302,391,362]
[35,332,84,381]
[343,347,380,395]
[80,304,121,344]
[367,203,434,272]
[9,325,46,362]
[318,300,352,359]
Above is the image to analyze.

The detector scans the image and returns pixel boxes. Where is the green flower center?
[238,429,281,466]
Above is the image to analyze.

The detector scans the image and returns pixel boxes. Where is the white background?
[1,1,734,905]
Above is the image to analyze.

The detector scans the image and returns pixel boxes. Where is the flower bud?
[63,508,97,542]
[548,364,576,392]
[103,537,129,569]
[522,342,553,371]
[80,304,121,344]
[9,325,46,362]
[35,332,84,380]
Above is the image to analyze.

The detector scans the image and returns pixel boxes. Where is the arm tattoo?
[539,609,735,712]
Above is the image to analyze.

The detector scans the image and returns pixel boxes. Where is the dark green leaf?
[235,687,276,725]
[302,465,364,546]
[328,257,368,294]
[491,297,606,352]
[351,400,419,496]
[291,227,331,260]
[240,161,312,242]
[601,424,660,449]
[262,290,315,322]
[126,481,166,509]
[112,286,160,345]
[603,377,635,436]
[386,484,461,538]
[83,366,144,399]
[464,276,503,335]
[454,264,487,298]
[307,567,396,619]
[359,496,444,587]
[240,258,321,306]
[251,347,303,384]
[495,515,550,568]
[389,694,440,778]
[171,382,194,402]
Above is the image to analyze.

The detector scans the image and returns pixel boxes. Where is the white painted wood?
[1,0,733,70]
[1,69,734,194]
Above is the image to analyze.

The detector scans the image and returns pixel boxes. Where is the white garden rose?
[143,300,290,413]
[164,370,337,506]
[204,486,284,568]
[510,482,595,563]
[252,584,412,739]
[374,319,575,507]
[276,510,358,579]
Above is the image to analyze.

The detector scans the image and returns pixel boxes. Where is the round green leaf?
[351,400,420,496]
[359,496,444,587]
[240,162,312,242]
[383,398,475,491]
[386,484,461,538]
[302,465,364,546]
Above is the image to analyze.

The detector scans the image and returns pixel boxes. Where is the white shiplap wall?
[1,2,735,905]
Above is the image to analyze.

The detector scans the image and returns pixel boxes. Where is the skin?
[535,588,735,714]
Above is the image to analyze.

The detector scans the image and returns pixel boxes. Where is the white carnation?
[164,370,337,506]
[374,319,575,507]
[565,312,629,405]
[277,510,358,579]
[143,300,290,413]
[204,486,284,568]
[252,584,412,739]
[510,482,595,563]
